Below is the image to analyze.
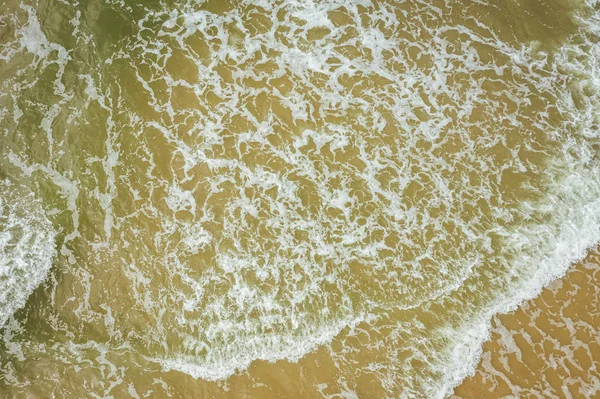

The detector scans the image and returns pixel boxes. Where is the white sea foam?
[436,167,600,398]
[2,0,600,397]
[117,0,600,390]
[433,14,600,396]
[156,313,365,381]
[0,181,56,329]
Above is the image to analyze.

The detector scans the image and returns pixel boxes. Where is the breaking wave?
[0,181,55,329]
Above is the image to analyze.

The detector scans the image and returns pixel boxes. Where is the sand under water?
[455,247,600,398]
[1,0,599,397]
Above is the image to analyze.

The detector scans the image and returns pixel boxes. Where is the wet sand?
[454,247,600,398]
[1,0,600,397]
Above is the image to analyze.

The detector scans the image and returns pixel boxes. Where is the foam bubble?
[0,181,56,329]
[2,0,600,397]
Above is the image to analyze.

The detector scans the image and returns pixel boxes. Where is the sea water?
[1,0,599,397]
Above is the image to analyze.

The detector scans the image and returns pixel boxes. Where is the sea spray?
[0,0,599,397]
[0,181,55,329]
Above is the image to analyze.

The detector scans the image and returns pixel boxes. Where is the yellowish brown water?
[1,0,600,398]
[454,247,600,398]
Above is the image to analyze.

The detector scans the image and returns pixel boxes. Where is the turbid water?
[455,247,600,398]
[1,0,600,398]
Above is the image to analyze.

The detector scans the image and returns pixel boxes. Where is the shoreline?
[453,246,600,398]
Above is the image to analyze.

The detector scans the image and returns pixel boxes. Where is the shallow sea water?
[1,0,600,398]
[455,247,600,398]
